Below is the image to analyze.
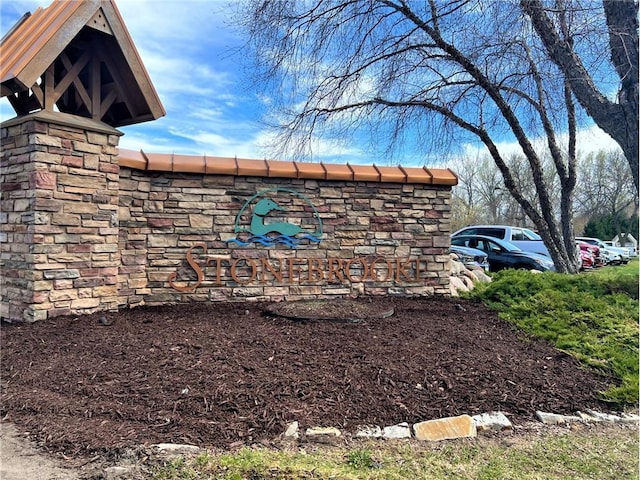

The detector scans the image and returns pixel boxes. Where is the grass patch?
[468,260,639,405]
[149,426,639,479]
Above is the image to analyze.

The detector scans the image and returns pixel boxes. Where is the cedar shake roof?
[118,149,459,186]
[1,0,165,127]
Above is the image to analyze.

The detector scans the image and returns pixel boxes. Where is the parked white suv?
[604,240,637,257]
[452,225,550,257]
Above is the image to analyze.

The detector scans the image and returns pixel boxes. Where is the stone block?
[305,426,342,444]
[431,235,450,248]
[148,234,178,247]
[232,287,264,297]
[43,269,80,279]
[577,410,634,423]
[70,297,100,309]
[33,200,63,215]
[13,198,31,212]
[30,133,61,147]
[148,218,173,228]
[72,141,102,154]
[58,173,106,190]
[87,131,108,145]
[127,278,148,289]
[103,465,140,480]
[61,155,83,168]
[189,214,213,228]
[48,125,84,140]
[355,425,382,438]
[472,412,513,432]
[413,415,476,441]
[51,213,81,226]
[31,170,56,189]
[382,422,411,439]
[84,154,100,170]
[283,421,299,439]
[535,411,582,425]
[49,289,78,302]
[152,443,201,455]
[29,152,61,165]
[319,188,343,198]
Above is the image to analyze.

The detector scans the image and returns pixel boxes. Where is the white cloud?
[460,124,621,161]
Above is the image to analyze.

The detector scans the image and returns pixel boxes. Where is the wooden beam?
[6,92,27,115]
[30,82,44,108]
[6,89,40,115]
[99,86,118,118]
[59,53,91,112]
[53,51,90,102]
[43,63,55,111]
[1,84,16,97]
[90,55,101,119]
[98,49,141,118]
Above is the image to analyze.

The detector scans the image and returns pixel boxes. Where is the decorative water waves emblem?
[228,188,323,248]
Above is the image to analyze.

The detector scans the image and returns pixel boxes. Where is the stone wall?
[118,169,453,307]
[1,112,455,322]
[1,113,121,322]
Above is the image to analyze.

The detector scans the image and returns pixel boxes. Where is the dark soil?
[0,297,615,456]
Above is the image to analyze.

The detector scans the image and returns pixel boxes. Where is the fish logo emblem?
[228,188,323,248]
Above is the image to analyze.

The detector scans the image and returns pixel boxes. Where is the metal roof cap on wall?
[117,149,458,186]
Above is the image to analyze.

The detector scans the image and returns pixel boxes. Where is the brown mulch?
[0,297,615,456]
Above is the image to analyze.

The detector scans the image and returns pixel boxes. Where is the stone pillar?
[1,112,122,322]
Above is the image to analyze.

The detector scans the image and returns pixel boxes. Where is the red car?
[579,250,595,270]
[577,241,604,268]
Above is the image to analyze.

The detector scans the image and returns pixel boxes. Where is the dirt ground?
[0,422,81,480]
[1,296,617,466]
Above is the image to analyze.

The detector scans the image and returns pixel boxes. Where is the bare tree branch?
[522,0,638,192]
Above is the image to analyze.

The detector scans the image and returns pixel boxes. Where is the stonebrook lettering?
[168,244,431,292]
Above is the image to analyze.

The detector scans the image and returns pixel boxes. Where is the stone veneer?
[1,113,121,322]
[118,169,453,308]
[1,112,455,322]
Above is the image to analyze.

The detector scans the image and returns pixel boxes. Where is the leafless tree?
[451,152,564,231]
[240,0,636,272]
[450,155,510,229]
[450,155,484,228]
[574,150,638,220]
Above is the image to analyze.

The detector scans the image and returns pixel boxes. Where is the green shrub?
[468,265,639,405]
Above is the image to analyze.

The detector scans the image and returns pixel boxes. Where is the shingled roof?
[1,0,165,127]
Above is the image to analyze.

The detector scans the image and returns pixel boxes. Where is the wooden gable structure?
[1,0,165,127]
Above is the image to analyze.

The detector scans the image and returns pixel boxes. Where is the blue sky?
[0,0,620,166]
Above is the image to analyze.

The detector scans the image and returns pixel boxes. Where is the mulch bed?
[0,297,615,456]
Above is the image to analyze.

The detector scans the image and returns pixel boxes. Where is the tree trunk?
[603,0,640,193]
[522,0,639,193]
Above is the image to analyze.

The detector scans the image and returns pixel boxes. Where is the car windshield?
[454,236,521,253]
[489,237,521,252]
[522,228,541,240]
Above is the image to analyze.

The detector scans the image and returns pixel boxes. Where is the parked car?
[452,225,550,257]
[601,248,624,265]
[603,240,636,258]
[578,249,595,270]
[450,245,490,271]
[606,237,638,256]
[576,237,629,264]
[577,241,604,267]
[451,235,556,272]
